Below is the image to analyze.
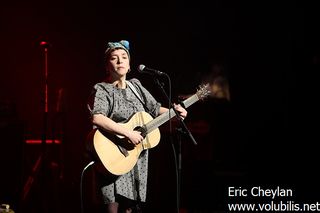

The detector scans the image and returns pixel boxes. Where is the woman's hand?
[126,130,144,145]
[174,103,187,120]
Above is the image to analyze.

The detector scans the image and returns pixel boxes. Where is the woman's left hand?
[174,103,187,120]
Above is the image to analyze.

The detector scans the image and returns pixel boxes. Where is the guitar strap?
[126,80,149,112]
[126,80,145,207]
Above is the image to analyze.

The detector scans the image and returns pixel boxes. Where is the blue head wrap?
[105,40,130,59]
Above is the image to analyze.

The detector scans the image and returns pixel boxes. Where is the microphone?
[138,64,165,76]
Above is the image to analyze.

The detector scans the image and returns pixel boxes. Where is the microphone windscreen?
[138,64,146,72]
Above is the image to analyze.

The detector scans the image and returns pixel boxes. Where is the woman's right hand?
[126,130,144,145]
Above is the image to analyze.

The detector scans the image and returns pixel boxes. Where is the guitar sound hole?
[134,126,147,138]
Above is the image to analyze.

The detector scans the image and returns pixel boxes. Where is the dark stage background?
[1,1,319,213]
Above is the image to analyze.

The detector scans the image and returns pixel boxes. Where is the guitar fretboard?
[144,93,199,133]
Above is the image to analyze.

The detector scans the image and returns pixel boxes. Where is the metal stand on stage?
[21,41,63,212]
[152,75,199,213]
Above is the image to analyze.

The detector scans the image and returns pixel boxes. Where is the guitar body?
[87,111,161,176]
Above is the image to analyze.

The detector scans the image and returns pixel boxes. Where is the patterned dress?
[87,78,161,204]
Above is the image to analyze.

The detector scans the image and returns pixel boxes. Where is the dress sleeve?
[87,83,112,117]
[130,78,161,117]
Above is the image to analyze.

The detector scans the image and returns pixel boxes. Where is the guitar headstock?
[196,83,211,100]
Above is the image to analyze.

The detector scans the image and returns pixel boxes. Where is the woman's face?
[106,48,130,78]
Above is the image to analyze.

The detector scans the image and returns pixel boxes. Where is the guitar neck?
[144,93,200,133]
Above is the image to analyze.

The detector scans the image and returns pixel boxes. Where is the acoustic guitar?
[86,84,211,176]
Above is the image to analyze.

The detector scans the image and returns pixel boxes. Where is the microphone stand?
[153,77,198,144]
[21,42,51,213]
[39,41,50,213]
[153,75,197,213]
